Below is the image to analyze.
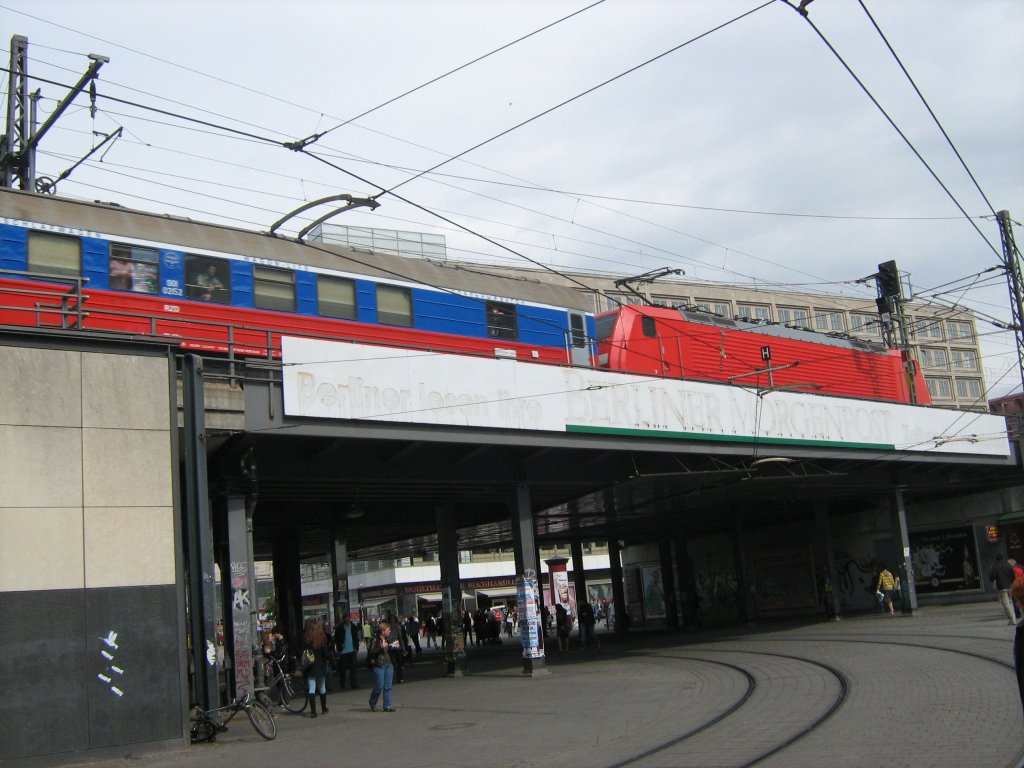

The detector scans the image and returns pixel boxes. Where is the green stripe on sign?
[564,424,895,451]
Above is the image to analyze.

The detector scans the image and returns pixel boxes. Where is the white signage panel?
[281,337,1011,458]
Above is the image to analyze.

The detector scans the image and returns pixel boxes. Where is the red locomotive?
[596,303,929,405]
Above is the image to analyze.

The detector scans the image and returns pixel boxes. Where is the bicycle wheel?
[280,675,307,714]
[245,699,277,740]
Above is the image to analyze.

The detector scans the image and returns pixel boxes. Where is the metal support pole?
[181,354,219,710]
[891,490,918,615]
[659,537,680,631]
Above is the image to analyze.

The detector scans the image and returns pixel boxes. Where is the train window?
[377,284,413,327]
[254,266,295,312]
[27,231,80,278]
[641,316,657,337]
[185,255,231,303]
[318,275,357,320]
[569,314,586,348]
[594,313,618,340]
[109,243,158,294]
[486,301,518,340]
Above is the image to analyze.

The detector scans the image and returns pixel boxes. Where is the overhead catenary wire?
[783,0,1002,260]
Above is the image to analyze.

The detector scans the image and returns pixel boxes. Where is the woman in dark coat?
[302,619,330,717]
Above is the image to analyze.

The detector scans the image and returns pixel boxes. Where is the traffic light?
[877,260,902,299]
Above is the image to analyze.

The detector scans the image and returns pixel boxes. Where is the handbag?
[299,647,316,672]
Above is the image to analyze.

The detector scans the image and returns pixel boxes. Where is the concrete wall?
[0,342,184,761]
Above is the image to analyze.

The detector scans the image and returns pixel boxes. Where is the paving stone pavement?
[35,602,1024,768]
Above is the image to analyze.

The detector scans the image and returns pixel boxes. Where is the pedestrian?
[407,614,422,656]
[875,563,896,615]
[425,613,438,647]
[461,610,473,648]
[333,614,361,689]
[301,618,330,717]
[989,555,1018,626]
[1011,580,1024,718]
[579,600,600,650]
[388,615,406,683]
[504,609,514,638]
[555,604,572,651]
[368,620,396,713]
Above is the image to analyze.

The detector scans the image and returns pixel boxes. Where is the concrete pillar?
[510,482,546,674]
[436,503,464,676]
[814,500,841,620]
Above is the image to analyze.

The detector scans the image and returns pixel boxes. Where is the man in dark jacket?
[990,555,1017,625]
[333,615,361,689]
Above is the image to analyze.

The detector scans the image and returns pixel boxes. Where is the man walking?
[990,555,1018,626]
[334,614,361,689]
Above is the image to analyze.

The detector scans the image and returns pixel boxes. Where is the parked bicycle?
[256,653,306,714]
[189,692,276,743]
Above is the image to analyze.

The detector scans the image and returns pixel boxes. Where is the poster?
[910,526,980,593]
[640,565,667,619]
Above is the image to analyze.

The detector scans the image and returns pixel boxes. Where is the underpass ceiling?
[207,429,1022,563]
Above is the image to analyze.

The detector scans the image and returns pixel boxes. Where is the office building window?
[696,299,731,317]
[955,378,983,400]
[925,377,953,400]
[850,313,878,334]
[947,320,973,340]
[814,310,845,332]
[913,317,944,340]
[777,307,809,328]
[738,303,771,321]
[951,349,978,370]
[918,347,948,370]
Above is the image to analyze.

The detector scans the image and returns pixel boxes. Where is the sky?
[2,0,1023,394]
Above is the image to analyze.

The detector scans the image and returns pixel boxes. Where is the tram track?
[604,648,849,768]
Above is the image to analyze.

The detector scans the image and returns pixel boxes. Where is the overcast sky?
[3,0,1022,394]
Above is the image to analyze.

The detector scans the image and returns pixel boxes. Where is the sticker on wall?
[97,630,125,697]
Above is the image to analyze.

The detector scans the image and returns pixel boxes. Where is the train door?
[569,312,590,366]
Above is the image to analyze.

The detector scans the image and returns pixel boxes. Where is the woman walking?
[368,620,397,712]
[302,618,330,717]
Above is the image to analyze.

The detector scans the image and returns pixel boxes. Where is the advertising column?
[517,571,544,673]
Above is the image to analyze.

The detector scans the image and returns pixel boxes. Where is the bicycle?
[256,654,306,714]
[189,692,276,743]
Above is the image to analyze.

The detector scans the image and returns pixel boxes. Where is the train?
[595,303,930,404]
[0,187,927,405]
[0,187,594,366]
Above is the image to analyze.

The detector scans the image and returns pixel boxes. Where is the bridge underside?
[206,378,1021,562]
